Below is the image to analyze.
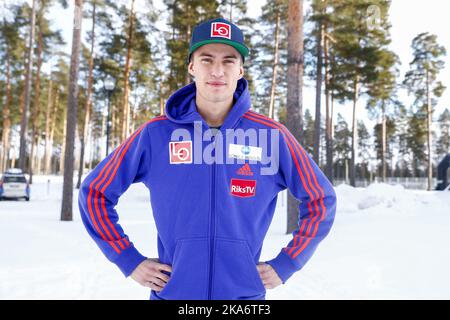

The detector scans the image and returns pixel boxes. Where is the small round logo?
[241,146,250,155]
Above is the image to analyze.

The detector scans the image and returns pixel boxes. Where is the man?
[78,17,337,300]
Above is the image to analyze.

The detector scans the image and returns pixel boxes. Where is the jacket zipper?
[208,134,216,300]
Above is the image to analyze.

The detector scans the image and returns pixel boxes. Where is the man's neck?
[195,95,234,127]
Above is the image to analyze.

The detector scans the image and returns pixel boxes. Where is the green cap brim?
[189,39,249,59]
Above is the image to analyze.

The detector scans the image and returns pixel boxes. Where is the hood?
[164,78,251,130]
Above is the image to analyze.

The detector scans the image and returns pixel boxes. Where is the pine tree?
[94,0,158,150]
[406,111,427,177]
[303,109,314,155]
[357,120,371,180]
[395,105,411,178]
[218,0,257,99]
[76,0,98,188]
[165,0,220,92]
[286,0,304,234]
[306,0,332,165]
[253,0,288,118]
[403,32,446,190]
[28,0,65,182]
[374,118,396,178]
[329,0,393,186]
[0,3,27,172]
[366,47,400,181]
[333,113,351,182]
[18,0,37,172]
[61,0,83,222]
[436,109,450,160]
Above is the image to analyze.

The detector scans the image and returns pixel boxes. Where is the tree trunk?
[350,75,359,187]
[19,0,37,172]
[229,0,233,22]
[11,149,16,169]
[47,88,58,174]
[331,91,334,143]
[121,0,135,142]
[184,3,192,85]
[77,2,96,189]
[100,105,106,157]
[268,11,281,119]
[60,105,67,175]
[44,76,53,175]
[382,103,387,182]
[130,96,136,133]
[35,134,41,174]
[361,162,366,181]
[159,86,165,116]
[345,158,349,184]
[426,69,433,191]
[88,127,94,171]
[1,54,12,172]
[29,27,44,184]
[286,0,304,234]
[61,0,83,222]
[111,103,116,149]
[313,22,324,164]
[185,27,192,85]
[324,34,333,182]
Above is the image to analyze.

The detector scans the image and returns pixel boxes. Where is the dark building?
[436,154,450,190]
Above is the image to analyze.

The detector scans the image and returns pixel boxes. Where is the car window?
[3,176,27,183]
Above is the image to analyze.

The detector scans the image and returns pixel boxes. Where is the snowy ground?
[1,175,449,300]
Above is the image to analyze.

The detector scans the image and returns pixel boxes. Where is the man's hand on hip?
[257,262,282,289]
[130,258,172,292]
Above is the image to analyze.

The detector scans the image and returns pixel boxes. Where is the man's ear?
[188,61,195,77]
[238,64,244,80]
[188,61,196,82]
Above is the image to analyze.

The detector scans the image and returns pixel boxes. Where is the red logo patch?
[230,179,256,198]
[211,22,231,39]
[169,141,192,164]
[236,163,254,176]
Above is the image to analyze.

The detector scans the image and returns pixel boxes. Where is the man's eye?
[224,60,235,64]
[202,59,211,64]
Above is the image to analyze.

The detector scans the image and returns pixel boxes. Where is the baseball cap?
[188,18,250,63]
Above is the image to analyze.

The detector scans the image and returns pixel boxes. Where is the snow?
[1,175,449,299]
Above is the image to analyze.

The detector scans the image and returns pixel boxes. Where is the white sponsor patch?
[228,144,262,161]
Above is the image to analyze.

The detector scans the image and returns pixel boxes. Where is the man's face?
[188,43,244,104]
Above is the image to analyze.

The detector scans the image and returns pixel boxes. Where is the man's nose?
[210,62,225,77]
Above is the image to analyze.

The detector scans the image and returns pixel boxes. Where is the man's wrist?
[112,245,148,277]
[265,250,300,284]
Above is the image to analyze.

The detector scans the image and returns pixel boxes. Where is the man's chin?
[200,91,232,102]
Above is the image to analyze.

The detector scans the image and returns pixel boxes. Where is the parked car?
[0,169,30,201]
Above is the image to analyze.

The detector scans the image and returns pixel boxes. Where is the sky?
[15,0,450,132]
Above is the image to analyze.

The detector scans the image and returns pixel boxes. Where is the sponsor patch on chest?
[228,144,262,161]
[230,178,256,198]
[169,141,192,164]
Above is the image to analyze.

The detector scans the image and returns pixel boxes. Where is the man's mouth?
[207,81,226,87]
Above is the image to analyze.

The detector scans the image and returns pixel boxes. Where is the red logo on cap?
[169,141,192,164]
[230,179,256,198]
[211,22,231,39]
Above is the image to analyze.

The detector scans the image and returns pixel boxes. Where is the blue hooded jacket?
[78,78,337,300]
